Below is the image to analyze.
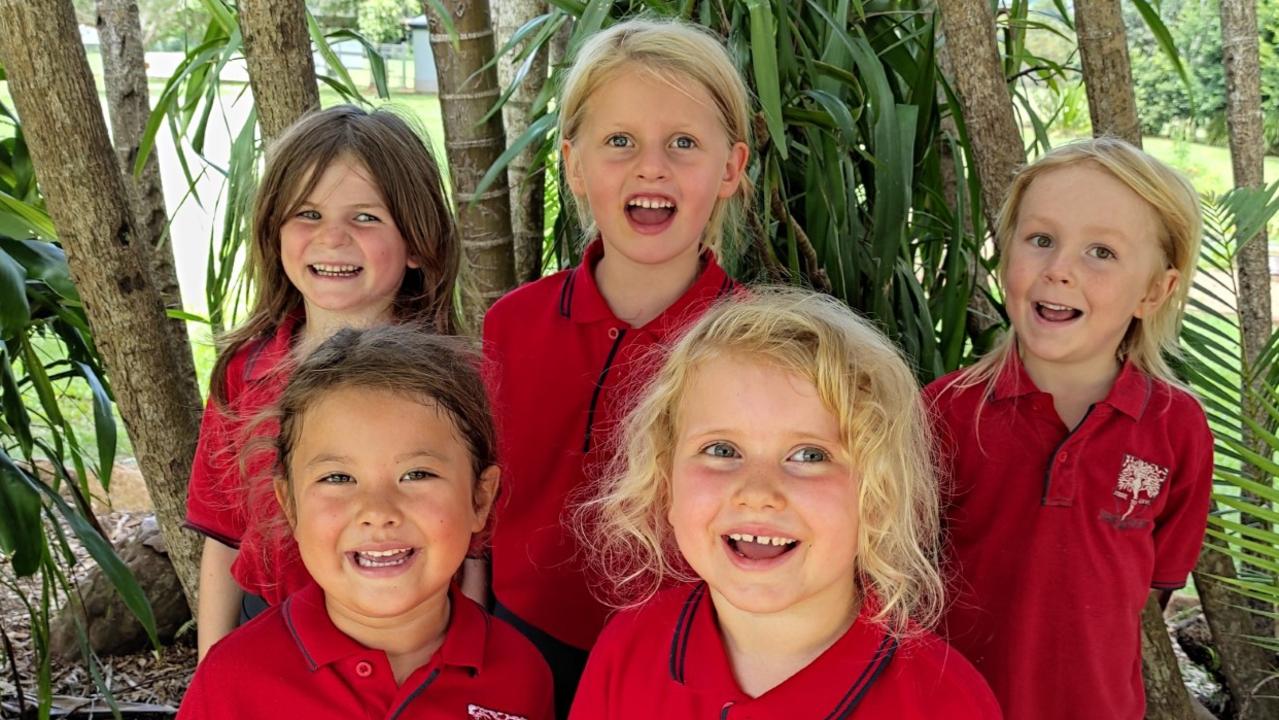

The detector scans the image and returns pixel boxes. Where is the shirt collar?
[991,348,1152,421]
[243,310,302,383]
[668,583,898,716]
[283,581,488,674]
[559,238,735,336]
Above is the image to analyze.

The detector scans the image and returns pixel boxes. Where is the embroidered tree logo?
[1115,454,1169,519]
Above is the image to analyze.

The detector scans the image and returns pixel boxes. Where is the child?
[478,18,751,710]
[185,104,461,659]
[924,138,1212,719]
[568,288,1000,718]
[178,325,554,719]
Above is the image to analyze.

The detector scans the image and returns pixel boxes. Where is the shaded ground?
[0,472,196,718]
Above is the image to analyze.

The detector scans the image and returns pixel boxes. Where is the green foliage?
[0,64,159,715]
[356,0,418,44]
[1179,186,1279,654]
[1129,0,1279,152]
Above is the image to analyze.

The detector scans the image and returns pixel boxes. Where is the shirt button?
[354,660,373,678]
[1059,452,1068,462]
[607,327,619,339]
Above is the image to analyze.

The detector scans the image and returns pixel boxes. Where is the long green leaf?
[0,449,45,577]
[746,0,786,158]
[0,247,30,338]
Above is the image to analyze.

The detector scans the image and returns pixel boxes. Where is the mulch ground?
[0,510,196,718]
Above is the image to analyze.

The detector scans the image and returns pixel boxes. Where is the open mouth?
[624,196,677,227]
[350,547,416,569]
[1034,301,1083,322]
[725,532,799,561]
[309,263,362,279]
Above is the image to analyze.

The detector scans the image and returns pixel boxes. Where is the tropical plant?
[1180,183,1279,655]
[0,65,158,717]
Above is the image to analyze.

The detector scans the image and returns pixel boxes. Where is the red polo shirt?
[179,581,554,719]
[184,314,311,603]
[568,583,1001,719]
[924,353,1213,720]
[483,239,735,650]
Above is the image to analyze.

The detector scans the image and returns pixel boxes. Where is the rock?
[49,515,191,660]
[1173,606,1230,718]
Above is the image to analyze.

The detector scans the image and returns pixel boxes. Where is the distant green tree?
[357,0,416,43]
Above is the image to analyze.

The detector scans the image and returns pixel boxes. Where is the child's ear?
[1134,267,1180,319]
[406,255,421,270]
[716,141,750,199]
[471,465,501,533]
[561,139,586,197]
[274,478,297,529]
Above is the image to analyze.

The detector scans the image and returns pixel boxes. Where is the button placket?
[354,659,374,678]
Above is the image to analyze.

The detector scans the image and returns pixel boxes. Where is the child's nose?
[635,145,670,181]
[732,467,786,511]
[1042,252,1076,284]
[357,487,403,527]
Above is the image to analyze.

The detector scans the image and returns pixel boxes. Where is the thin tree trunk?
[0,0,204,610]
[1211,3,1279,714]
[1074,0,1142,145]
[1196,545,1279,719]
[427,0,516,324]
[95,0,198,388]
[1141,595,1198,719]
[239,0,320,144]
[934,0,1023,234]
[495,0,548,284]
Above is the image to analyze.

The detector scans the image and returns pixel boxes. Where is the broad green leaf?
[0,246,29,338]
[0,237,76,301]
[0,449,45,577]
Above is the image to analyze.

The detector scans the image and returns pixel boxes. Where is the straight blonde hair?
[557,18,753,254]
[579,287,943,637]
[960,137,1202,391]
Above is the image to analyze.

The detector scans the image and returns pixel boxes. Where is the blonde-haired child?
[570,288,1001,718]
[925,137,1213,719]
[179,325,553,719]
[479,18,751,712]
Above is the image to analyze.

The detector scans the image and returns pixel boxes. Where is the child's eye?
[671,136,696,150]
[296,209,321,221]
[700,442,739,459]
[606,134,633,148]
[401,469,438,482]
[1029,234,1052,248]
[788,447,829,463]
[1088,246,1116,260]
[354,212,381,223]
[319,472,353,485]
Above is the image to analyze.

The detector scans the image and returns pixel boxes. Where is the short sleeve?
[1151,399,1214,589]
[566,616,621,719]
[184,396,248,548]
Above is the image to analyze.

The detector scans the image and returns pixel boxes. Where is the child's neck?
[593,242,702,328]
[297,302,395,355]
[710,585,859,699]
[1020,348,1122,430]
[326,593,450,686]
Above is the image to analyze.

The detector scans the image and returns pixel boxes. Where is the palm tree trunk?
[426,0,516,324]
[495,0,548,284]
[1073,0,1141,145]
[239,0,320,143]
[95,0,198,388]
[1195,546,1279,718]
[0,0,204,610]
[934,0,1024,234]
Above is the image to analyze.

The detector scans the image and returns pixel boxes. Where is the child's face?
[561,64,748,271]
[1004,162,1178,378]
[280,156,418,327]
[667,354,861,619]
[279,386,495,629]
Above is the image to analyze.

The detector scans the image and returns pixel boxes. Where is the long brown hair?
[211,104,460,402]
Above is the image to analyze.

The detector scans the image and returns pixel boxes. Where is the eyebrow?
[303,449,449,469]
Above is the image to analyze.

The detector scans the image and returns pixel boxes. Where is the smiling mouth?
[725,533,799,561]
[310,263,362,278]
[625,197,677,226]
[1034,301,1083,322]
[350,547,416,568]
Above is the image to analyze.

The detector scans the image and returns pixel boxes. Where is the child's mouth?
[1034,301,1083,322]
[310,263,362,278]
[624,196,676,228]
[350,547,416,569]
[725,532,799,561]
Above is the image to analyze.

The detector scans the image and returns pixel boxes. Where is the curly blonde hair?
[579,287,943,637]
[962,137,1202,390]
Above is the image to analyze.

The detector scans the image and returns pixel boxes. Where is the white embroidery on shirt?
[1114,453,1169,519]
[468,705,527,720]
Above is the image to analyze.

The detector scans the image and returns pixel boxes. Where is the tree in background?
[357,0,419,43]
